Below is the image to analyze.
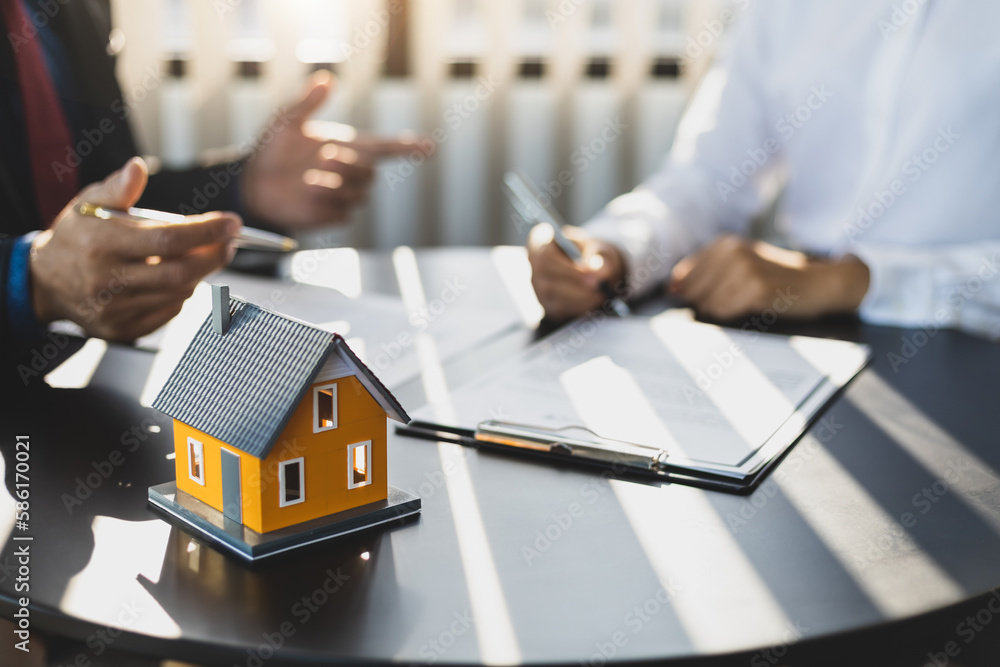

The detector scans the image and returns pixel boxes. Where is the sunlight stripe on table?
[847,371,1000,534]
[44,338,107,389]
[489,246,544,328]
[777,434,964,616]
[397,245,521,663]
[613,482,792,652]
[437,439,522,664]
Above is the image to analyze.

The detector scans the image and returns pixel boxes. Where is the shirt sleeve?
[4,232,45,345]
[1,232,49,391]
[584,1,782,297]
[848,242,1000,339]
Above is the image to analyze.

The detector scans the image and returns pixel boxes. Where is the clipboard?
[396,313,871,494]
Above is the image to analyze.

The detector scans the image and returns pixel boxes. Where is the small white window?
[187,437,205,485]
[279,457,305,507]
[313,383,338,433]
[347,441,372,489]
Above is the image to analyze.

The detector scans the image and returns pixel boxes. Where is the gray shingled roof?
[153,296,409,459]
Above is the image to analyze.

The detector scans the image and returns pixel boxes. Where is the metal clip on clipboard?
[474,420,669,474]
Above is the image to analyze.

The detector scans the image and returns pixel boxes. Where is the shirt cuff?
[584,190,681,298]
[847,244,942,327]
[6,232,46,344]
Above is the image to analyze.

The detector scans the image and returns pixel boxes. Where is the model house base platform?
[149,482,421,562]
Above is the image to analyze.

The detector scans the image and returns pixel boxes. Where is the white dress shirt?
[586,0,1000,338]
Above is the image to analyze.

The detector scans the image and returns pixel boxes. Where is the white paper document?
[413,311,870,470]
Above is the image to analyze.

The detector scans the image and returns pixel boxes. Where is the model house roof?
[152,291,409,459]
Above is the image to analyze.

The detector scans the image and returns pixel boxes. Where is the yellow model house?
[151,285,412,538]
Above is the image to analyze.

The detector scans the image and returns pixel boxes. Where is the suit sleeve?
[139,157,287,233]
[138,159,247,217]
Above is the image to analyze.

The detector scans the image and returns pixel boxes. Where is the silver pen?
[503,170,630,317]
[77,203,299,253]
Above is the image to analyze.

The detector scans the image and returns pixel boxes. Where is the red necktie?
[1,0,79,227]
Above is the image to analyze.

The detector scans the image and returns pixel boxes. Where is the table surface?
[3,247,1000,666]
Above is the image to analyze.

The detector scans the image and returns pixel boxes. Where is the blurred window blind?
[113,0,736,248]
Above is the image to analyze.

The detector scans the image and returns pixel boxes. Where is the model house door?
[220,449,242,523]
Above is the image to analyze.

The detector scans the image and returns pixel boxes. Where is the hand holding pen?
[527,224,629,321]
[29,157,247,342]
[508,170,630,321]
[76,203,297,252]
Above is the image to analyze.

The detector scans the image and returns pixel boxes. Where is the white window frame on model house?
[279,457,306,507]
[313,382,338,433]
[347,441,372,489]
[187,437,205,485]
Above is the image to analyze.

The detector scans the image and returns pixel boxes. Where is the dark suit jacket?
[0,0,245,235]
[0,0,245,385]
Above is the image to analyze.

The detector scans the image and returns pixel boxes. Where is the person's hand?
[242,70,425,229]
[30,157,242,342]
[527,223,626,321]
[669,235,870,321]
